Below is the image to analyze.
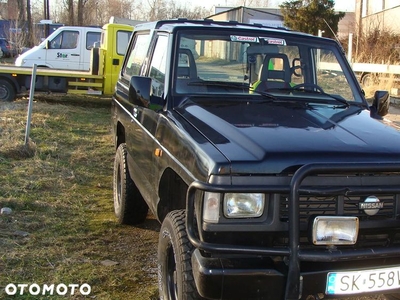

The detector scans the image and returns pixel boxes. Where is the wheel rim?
[0,86,8,100]
[166,244,178,299]
[114,163,122,214]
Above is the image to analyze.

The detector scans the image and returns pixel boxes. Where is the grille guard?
[186,162,400,300]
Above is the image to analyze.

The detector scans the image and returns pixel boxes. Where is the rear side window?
[86,32,101,49]
[123,33,151,77]
[116,30,132,56]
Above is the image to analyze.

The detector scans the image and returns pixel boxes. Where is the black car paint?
[112,20,400,300]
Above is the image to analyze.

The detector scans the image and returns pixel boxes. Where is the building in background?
[209,5,355,40]
[209,6,284,28]
[355,0,400,34]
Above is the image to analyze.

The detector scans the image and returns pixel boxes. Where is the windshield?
[173,29,363,104]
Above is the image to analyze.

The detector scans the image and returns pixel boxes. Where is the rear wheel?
[158,210,201,300]
[361,73,379,87]
[0,79,15,102]
[113,143,148,225]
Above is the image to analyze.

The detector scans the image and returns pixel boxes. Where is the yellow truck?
[0,21,134,102]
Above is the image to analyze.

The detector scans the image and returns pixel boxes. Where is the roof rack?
[134,18,292,32]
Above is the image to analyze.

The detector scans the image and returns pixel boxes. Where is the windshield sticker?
[230,35,259,43]
[261,37,287,45]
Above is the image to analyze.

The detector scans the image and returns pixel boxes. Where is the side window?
[86,32,101,49]
[116,30,132,56]
[50,33,62,49]
[124,33,151,77]
[50,31,79,49]
[63,31,78,49]
[148,36,168,97]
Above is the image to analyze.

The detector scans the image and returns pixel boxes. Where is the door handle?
[71,54,80,56]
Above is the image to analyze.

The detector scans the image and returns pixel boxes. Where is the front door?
[46,29,82,70]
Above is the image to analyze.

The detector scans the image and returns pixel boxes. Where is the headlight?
[203,192,265,222]
[14,57,23,66]
[312,216,359,245]
[224,193,264,218]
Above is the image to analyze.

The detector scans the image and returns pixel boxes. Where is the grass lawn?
[0,95,159,299]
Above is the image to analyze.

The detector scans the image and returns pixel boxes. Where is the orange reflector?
[154,148,163,157]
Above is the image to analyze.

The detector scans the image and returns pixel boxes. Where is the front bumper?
[186,162,400,300]
[192,249,400,299]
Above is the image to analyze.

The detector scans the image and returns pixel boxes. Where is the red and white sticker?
[262,37,287,45]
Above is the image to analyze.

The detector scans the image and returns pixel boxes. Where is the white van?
[15,26,101,71]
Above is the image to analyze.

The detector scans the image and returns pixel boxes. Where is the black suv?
[111,19,400,300]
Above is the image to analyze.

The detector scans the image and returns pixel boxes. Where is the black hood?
[177,98,400,174]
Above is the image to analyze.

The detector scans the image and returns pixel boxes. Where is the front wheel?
[158,210,201,300]
[113,143,148,225]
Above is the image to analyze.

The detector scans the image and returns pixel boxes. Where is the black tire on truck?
[113,143,148,225]
[360,73,379,87]
[0,79,16,102]
[158,210,202,300]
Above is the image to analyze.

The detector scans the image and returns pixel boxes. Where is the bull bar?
[186,162,400,299]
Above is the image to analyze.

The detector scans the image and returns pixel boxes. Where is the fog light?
[312,216,358,245]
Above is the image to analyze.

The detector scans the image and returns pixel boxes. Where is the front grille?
[277,194,400,247]
[279,194,396,223]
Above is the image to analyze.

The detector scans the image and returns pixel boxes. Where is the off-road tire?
[113,143,148,225]
[158,210,202,300]
[0,79,15,102]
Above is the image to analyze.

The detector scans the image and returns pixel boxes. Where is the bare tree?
[147,0,210,21]
[78,0,84,26]
[28,0,211,29]
[147,0,167,21]
[68,0,74,25]
[26,0,34,47]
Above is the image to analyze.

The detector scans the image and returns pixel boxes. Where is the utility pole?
[43,0,50,37]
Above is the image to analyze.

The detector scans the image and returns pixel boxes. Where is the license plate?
[326,266,400,295]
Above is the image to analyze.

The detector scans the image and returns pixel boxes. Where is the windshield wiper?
[248,89,277,100]
[188,80,249,90]
[288,86,350,108]
[258,86,350,108]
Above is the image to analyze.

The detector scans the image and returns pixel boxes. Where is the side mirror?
[45,40,50,49]
[370,90,390,118]
[129,76,152,107]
